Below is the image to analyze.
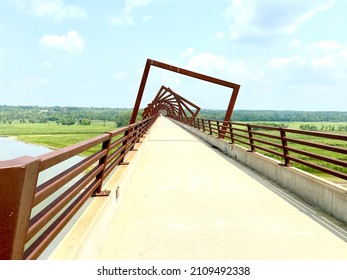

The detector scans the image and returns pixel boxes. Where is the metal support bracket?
[92,190,111,197]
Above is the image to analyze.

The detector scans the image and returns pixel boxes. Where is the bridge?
[1,59,347,260]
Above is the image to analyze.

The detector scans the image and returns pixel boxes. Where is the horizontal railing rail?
[0,115,157,260]
[170,116,347,182]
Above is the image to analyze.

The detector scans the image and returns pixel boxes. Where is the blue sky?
[0,0,346,111]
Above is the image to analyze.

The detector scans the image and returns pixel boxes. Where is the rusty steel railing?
[0,116,157,260]
[171,116,347,182]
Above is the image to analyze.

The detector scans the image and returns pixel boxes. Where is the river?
[0,136,52,161]
[0,136,87,259]
[0,136,83,183]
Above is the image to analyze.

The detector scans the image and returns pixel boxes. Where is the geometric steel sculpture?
[130,58,240,126]
[142,85,200,119]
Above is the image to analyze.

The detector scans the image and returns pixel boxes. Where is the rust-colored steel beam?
[0,156,40,259]
[130,58,240,125]
[151,59,240,89]
[129,59,151,125]
[141,85,200,119]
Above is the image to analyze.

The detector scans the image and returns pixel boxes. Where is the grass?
[228,122,347,186]
[1,120,346,186]
[285,121,347,130]
[0,120,117,136]
[0,121,119,156]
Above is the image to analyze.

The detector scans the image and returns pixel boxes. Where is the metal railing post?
[93,133,112,196]
[247,124,255,152]
[229,122,235,144]
[216,121,220,138]
[130,124,139,151]
[120,126,131,165]
[219,121,228,139]
[0,156,40,259]
[280,128,290,166]
[208,120,212,135]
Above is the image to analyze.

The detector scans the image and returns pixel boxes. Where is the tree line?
[0,105,141,127]
[1,106,346,129]
[199,109,347,123]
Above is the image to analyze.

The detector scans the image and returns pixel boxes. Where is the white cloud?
[110,15,134,26]
[269,40,347,83]
[185,53,228,73]
[38,60,54,69]
[111,0,155,26]
[224,0,335,41]
[215,32,225,40]
[288,38,302,49]
[114,72,127,81]
[183,52,266,89]
[307,40,341,51]
[269,55,307,68]
[142,15,153,22]
[39,31,85,54]
[180,47,346,110]
[180,47,194,57]
[178,43,347,110]
[24,77,50,88]
[269,56,293,68]
[153,72,181,89]
[125,0,153,12]
[182,40,347,98]
[14,0,87,22]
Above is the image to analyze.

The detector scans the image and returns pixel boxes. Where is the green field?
[0,121,118,155]
[208,121,346,186]
[230,121,347,186]
[240,121,345,130]
[1,120,346,186]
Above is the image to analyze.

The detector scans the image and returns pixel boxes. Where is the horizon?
[1,104,347,113]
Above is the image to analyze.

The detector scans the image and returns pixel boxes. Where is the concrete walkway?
[97,117,347,260]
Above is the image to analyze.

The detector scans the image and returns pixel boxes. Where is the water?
[0,136,52,161]
[0,136,82,185]
[0,137,88,259]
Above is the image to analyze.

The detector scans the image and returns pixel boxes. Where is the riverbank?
[0,136,52,161]
[0,121,117,156]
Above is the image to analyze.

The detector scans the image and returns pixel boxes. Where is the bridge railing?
[0,115,157,260]
[171,116,347,182]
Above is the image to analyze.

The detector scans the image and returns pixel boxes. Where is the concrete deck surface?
[97,117,347,260]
